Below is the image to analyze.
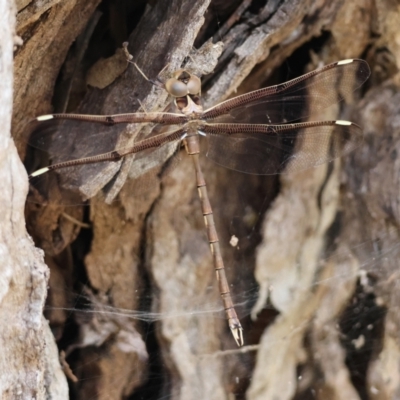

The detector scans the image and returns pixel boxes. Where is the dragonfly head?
[166,70,203,115]
[165,69,201,97]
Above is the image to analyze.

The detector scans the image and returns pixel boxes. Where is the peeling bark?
[0,0,68,398]
[9,0,400,399]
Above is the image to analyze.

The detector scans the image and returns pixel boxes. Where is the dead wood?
[7,0,400,399]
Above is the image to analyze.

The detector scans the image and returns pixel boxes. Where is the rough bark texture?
[0,0,68,398]
[8,0,400,399]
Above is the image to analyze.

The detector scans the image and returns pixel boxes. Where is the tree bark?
[8,0,400,399]
[0,0,68,398]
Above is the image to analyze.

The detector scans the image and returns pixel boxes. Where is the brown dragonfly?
[27,58,370,346]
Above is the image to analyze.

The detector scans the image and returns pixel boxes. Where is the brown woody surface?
[6,0,400,398]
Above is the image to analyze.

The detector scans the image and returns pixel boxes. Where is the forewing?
[202,59,370,124]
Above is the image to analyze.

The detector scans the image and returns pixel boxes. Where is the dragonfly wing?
[203,121,363,175]
[202,59,370,124]
[102,137,182,204]
[27,120,185,205]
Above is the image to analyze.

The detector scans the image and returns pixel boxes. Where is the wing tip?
[335,120,353,126]
[36,114,54,122]
[29,167,49,178]
[337,59,355,65]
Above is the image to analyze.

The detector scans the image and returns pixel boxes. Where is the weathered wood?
[0,0,68,398]
[9,0,400,399]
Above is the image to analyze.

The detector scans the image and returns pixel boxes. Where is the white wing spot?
[37,115,54,121]
[30,167,49,177]
[337,59,354,65]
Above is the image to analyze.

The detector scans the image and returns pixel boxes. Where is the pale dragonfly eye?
[165,78,187,97]
[186,75,201,95]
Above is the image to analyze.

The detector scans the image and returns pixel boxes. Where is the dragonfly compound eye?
[186,75,201,95]
[165,78,187,97]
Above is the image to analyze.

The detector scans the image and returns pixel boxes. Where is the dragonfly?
[27,58,371,346]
